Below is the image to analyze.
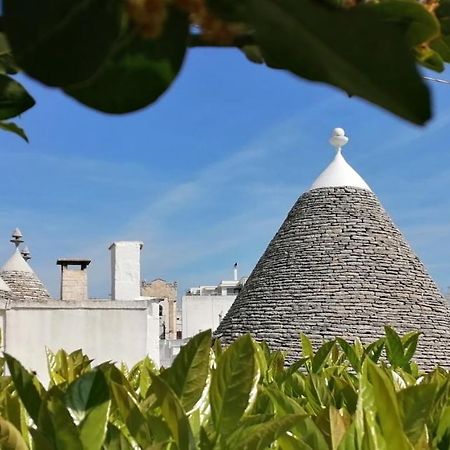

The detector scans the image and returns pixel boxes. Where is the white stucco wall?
[3,299,160,383]
[182,295,236,338]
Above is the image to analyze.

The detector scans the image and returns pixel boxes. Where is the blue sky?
[1,48,450,299]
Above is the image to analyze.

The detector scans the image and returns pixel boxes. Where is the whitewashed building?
[0,231,160,382]
[182,265,247,338]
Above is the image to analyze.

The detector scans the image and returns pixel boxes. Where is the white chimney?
[109,241,143,300]
[233,262,238,281]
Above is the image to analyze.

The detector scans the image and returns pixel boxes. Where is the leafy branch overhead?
[1,0,450,140]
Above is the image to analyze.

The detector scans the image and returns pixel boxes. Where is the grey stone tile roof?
[1,270,53,302]
[215,187,450,369]
[0,287,12,301]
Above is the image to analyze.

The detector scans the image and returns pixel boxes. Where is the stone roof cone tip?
[216,127,450,369]
[2,248,34,273]
[0,232,53,302]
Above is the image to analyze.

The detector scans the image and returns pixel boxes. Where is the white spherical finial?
[329,127,349,150]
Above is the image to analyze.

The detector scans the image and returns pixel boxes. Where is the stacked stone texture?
[215,187,450,369]
[0,287,12,301]
[1,271,53,302]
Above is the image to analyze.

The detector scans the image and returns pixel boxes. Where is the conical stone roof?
[215,129,450,369]
[1,249,53,302]
[0,273,13,302]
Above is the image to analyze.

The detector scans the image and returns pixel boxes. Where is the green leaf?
[300,333,313,359]
[384,325,405,368]
[0,416,28,450]
[149,374,195,450]
[29,428,53,450]
[79,400,110,450]
[282,358,309,381]
[64,370,110,450]
[212,338,223,359]
[264,386,306,415]
[4,0,123,87]
[401,331,421,364]
[160,329,211,412]
[0,121,28,141]
[139,357,156,398]
[108,381,151,448]
[253,341,269,382]
[241,45,264,64]
[248,0,430,125]
[4,353,45,424]
[329,406,350,450]
[364,360,411,449]
[103,424,133,450]
[209,334,257,435]
[371,0,439,47]
[430,37,450,62]
[0,74,34,120]
[364,338,385,364]
[65,370,110,423]
[232,414,307,450]
[65,7,189,114]
[0,34,18,75]
[415,45,445,72]
[312,341,335,373]
[336,338,361,372]
[436,404,450,447]
[336,421,358,450]
[4,395,30,446]
[269,351,285,381]
[277,433,313,450]
[40,390,84,450]
[398,383,436,444]
[264,387,328,450]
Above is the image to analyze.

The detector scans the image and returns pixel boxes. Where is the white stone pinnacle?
[309,128,372,192]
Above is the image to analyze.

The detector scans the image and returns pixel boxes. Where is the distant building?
[0,233,160,382]
[141,279,177,339]
[182,264,247,338]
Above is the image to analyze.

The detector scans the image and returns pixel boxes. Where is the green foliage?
[248,0,430,125]
[0,33,33,141]
[3,0,123,87]
[0,74,34,120]
[65,6,189,114]
[159,329,211,412]
[0,121,28,142]
[1,0,450,140]
[4,327,450,448]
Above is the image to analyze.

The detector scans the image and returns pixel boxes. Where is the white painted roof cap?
[310,128,371,192]
[1,248,34,273]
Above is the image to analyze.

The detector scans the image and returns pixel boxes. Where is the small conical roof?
[216,129,450,369]
[1,249,52,302]
[2,248,34,273]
